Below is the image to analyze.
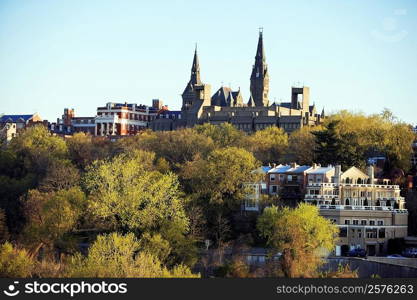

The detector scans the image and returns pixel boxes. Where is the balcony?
[95,115,119,123]
[313,204,408,214]
[306,182,400,189]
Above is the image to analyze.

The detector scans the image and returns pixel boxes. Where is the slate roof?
[247,95,255,107]
[211,87,234,106]
[267,164,292,174]
[286,165,312,173]
[261,166,272,173]
[279,102,292,109]
[306,166,334,175]
[268,164,311,174]
[0,114,35,123]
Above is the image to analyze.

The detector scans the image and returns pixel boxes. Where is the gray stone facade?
[150,30,324,133]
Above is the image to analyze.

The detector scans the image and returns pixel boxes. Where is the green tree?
[257,203,338,277]
[67,133,113,170]
[194,123,243,148]
[0,242,34,277]
[38,160,80,192]
[286,127,317,165]
[181,147,261,207]
[83,150,189,234]
[139,232,171,263]
[0,209,9,243]
[324,110,414,172]
[244,126,288,164]
[0,127,68,235]
[313,120,342,167]
[66,233,199,278]
[122,129,215,169]
[22,187,87,254]
[10,125,68,175]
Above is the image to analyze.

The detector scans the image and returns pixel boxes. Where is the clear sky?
[1,0,416,124]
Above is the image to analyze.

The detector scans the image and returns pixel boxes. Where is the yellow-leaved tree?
[257,203,338,277]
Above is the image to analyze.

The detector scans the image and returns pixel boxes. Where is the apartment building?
[304,164,407,256]
[0,113,44,142]
[95,102,159,136]
[267,163,312,200]
[50,108,95,135]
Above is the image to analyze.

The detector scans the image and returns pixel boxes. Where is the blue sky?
[1,0,416,124]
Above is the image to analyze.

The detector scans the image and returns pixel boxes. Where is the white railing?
[306,182,400,189]
[311,204,407,213]
[305,195,404,202]
[95,115,119,123]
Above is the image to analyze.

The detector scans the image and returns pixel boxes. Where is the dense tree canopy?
[320,110,415,172]
[0,114,414,278]
[194,123,243,148]
[181,147,261,207]
[83,150,189,234]
[22,187,87,253]
[286,126,317,165]
[257,203,338,277]
[243,126,288,164]
[66,233,198,278]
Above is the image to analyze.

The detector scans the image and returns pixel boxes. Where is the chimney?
[334,165,341,184]
[367,165,374,184]
[272,163,276,168]
[312,163,317,169]
[291,162,297,168]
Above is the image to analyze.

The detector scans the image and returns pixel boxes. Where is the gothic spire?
[255,28,265,61]
[190,45,201,85]
[250,28,269,107]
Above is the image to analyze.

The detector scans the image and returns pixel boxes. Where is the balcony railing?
[95,115,119,123]
[307,182,400,189]
[310,204,408,214]
[305,195,404,202]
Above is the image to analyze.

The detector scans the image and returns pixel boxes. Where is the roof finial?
[259,27,263,33]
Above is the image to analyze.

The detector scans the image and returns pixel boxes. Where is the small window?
[369,220,375,226]
[353,220,359,225]
[361,220,367,225]
[377,220,384,226]
[344,219,350,225]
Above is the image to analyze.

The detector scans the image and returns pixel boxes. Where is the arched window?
[345,198,350,205]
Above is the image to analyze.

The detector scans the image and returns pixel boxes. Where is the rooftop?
[0,114,36,123]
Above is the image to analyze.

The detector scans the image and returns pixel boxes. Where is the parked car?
[347,248,367,258]
[386,254,405,258]
[402,248,417,258]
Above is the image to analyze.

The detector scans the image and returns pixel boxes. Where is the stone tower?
[190,46,201,85]
[250,29,269,107]
[181,46,211,125]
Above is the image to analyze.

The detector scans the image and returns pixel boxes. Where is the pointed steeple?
[321,108,325,118]
[250,28,269,107]
[190,44,201,85]
[255,28,265,62]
